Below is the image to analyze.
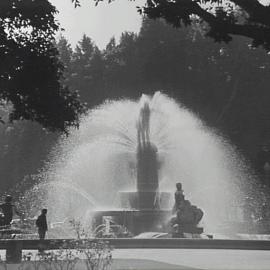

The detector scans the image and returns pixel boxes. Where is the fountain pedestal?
[119,191,171,210]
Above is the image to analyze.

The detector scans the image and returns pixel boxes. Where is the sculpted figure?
[170,183,204,237]
[172,182,185,214]
[137,102,151,147]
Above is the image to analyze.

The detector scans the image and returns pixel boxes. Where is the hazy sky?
[50,0,146,49]
[51,0,270,49]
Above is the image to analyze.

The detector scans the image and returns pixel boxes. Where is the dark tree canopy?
[87,0,270,50]
[0,0,85,133]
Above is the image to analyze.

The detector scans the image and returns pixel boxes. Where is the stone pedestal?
[6,241,22,263]
[119,191,171,210]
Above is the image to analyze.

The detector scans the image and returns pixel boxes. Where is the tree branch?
[72,0,270,50]
[193,1,270,48]
[143,0,270,49]
[229,0,270,26]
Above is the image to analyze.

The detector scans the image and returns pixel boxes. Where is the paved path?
[112,249,270,270]
[2,249,270,270]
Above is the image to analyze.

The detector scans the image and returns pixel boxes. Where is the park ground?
[3,249,270,270]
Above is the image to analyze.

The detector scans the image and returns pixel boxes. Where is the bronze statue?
[172,182,185,214]
[137,102,151,147]
[171,183,204,237]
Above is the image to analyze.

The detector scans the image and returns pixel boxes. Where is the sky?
[50,0,146,49]
[50,0,270,50]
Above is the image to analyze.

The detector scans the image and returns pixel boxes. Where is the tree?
[0,0,85,133]
[70,34,105,106]
[0,120,58,192]
[88,0,270,51]
[57,35,73,79]
[56,35,74,91]
[103,32,141,98]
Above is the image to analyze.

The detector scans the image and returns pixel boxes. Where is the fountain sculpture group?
[92,101,204,237]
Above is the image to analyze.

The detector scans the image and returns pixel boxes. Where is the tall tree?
[103,32,141,98]
[70,34,105,106]
[56,35,73,87]
[0,120,57,192]
[0,0,85,133]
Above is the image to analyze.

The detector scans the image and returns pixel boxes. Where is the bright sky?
[50,0,270,49]
[50,0,146,49]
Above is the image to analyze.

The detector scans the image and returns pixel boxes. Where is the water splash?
[36,92,251,232]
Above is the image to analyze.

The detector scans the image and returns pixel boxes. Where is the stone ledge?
[0,238,270,250]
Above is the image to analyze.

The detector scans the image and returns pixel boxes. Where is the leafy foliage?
[57,35,105,107]
[0,0,85,133]
[89,0,270,51]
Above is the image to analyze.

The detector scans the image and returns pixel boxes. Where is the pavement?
[112,249,270,270]
[112,258,198,269]
[2,248,270,270]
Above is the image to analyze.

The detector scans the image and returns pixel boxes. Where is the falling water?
[34,92,252,233]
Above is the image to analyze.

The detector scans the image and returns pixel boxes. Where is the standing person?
[36,209,48,240]
[0,195,21,226]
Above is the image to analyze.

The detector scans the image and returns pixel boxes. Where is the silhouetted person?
[0,195,21,226]
[36,209,48,240]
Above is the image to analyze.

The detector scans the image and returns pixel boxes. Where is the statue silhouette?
[137,102,150,147]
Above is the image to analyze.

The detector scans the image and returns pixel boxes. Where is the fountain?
[33,92,253,237]
[90,100,205,236]
[91,101,174,235]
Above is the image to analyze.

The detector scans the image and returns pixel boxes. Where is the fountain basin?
[91,209,172,235]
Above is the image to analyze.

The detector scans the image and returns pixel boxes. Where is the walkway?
[112,249,270,270]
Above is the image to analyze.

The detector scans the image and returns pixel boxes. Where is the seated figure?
[191,205,204,224]
[176,200,203,225]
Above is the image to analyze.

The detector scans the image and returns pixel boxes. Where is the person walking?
[36,209,48,240]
